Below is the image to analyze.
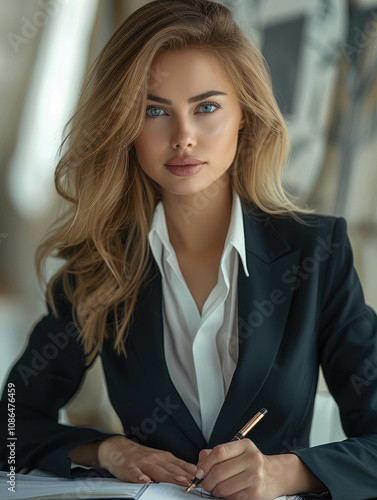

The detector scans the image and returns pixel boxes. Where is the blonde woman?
[1,1,377,499]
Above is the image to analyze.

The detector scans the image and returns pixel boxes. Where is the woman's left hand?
[195,439,325,500]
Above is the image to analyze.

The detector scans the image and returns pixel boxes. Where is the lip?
[165,163,206,177]
[164,157,206,166]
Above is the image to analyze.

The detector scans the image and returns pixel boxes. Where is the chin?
[160,184,201,198]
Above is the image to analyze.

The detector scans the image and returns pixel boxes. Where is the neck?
[162,174,233,254]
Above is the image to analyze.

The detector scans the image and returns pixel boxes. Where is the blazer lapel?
[208,206,301,446]
[130,269,207,451]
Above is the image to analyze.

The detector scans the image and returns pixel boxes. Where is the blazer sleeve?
[291,217,377,500]
[0,281,122,478]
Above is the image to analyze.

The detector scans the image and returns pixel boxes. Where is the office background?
[0,0,376,444]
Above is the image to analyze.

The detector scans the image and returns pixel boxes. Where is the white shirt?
[148,190,249,441]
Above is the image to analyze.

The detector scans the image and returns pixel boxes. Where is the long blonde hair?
[36,0,310,365]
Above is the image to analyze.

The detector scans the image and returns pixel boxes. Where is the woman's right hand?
[97,435,197,485]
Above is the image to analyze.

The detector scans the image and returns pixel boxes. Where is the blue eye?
[198,102,219,114]
[146,106,165,117]
[145,101,221,118]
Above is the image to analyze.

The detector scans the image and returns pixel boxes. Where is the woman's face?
[133,49,245,197]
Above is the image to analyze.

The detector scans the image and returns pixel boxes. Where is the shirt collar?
[148,189,249,278]
[224,189,250,277]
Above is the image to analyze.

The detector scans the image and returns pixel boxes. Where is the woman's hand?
[195,439,326,500]
[97,435,197,486]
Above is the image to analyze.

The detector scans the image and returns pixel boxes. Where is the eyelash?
[145,101,222,118]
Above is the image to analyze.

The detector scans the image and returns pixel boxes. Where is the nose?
[170,119,197,150]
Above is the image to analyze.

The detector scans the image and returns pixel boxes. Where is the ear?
[239,113,245,130]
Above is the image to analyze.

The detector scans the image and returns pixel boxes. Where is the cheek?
[204,118,239,142]
[203,118,240,160]
[133,130,159,164]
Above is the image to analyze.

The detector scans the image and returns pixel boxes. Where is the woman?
[1,1,377,499]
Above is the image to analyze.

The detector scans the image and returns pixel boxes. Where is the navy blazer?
[1,205,377,500]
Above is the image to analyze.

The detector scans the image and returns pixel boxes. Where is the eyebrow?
[146,90,227,105]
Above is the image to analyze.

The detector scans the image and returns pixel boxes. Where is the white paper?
[142,482,218,499]
[0,471,147,500]
[0,472,297,500]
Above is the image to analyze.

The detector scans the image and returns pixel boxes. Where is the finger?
[199,442,262,493]
[170,463,197,483]
[198,440,257,475]
[221,486,252,500]
[142,463,193,485]
[197,448,212,465]
[163,462,195,482]
[211,469,266,500]
[173,457,198,476]
[119,465,151,484]
[202,450,266,498]
[200,456,246,493]
[174,475,191,487]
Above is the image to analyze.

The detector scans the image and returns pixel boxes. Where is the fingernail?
[175,475,190,485]
[195,469,205,480]
[138,474,150,482]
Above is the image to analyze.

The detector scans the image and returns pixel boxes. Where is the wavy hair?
[36,0,311,365]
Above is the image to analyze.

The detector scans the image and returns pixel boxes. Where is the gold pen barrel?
[238,408,268,438]
[185,408,267,494]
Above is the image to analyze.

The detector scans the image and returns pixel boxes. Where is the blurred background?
[1,0,376,446]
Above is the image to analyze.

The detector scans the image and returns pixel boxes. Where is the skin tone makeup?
[133,48,245,253]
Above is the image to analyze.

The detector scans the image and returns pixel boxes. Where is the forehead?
[147,48,234,97]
